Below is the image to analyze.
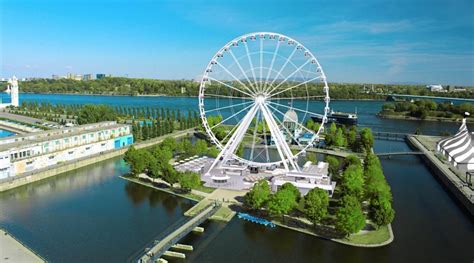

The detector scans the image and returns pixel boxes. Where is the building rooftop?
[0,121,129,152]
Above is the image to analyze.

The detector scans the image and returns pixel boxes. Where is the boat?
[311,110,358,125]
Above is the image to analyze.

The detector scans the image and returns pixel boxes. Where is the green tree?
[178,172,201,191]
[334,128,346,147]
[325,156,340,176]
[371,195,395,227]
[195,139,208,155]
[279,182,301,202]
[206,145,219,158]
[304,188,329,224]
[360,128,374,151]
[341,164,365,200]
[77,104,117,124]
[267,188,298,218]
[123,147,153,175]
[244,180,271,209]
[335,195,366,236]
[161,164,179,187]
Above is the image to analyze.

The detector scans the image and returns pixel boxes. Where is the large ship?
[311,110,358,126]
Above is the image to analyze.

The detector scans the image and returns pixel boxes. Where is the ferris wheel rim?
[198,32,330,167]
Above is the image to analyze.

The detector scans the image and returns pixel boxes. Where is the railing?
[372,131,410,141]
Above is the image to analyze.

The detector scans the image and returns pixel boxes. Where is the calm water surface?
[0,94,472,262]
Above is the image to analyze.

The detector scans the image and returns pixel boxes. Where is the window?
[55,140,60,145]
[68,151,74,154]
[49,155,54,159]
[26,160,34,165]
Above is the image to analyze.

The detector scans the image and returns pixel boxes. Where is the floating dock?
[237,212,276,228]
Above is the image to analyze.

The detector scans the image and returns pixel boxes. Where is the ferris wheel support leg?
[260,103,300,172]
[205,104,259,175]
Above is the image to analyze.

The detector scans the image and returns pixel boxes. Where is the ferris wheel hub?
[254,94,267,105]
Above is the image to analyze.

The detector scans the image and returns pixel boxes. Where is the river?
[0,94,473,262]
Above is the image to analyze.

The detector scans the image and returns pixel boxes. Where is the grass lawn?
[194,184,216,194]
[210,206,235,221]
[184,200,211,216]
[342,225,391,245]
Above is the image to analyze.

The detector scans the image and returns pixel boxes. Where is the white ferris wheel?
[199,32,330,173]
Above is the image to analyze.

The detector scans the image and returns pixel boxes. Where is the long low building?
[0,121,133,179]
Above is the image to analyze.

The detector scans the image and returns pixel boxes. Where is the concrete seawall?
[407,135,474,216]
[0,129,194,192]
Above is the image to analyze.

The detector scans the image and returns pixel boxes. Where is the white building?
[0,76,19,108]
[427,84,444,92]
[0,121,133,179]
[271,161,336,196]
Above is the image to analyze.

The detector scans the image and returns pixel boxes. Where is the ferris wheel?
[199,32,330,172]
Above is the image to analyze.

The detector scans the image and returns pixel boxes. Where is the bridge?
[135,202,220,263]
[372,131,412,141]
[383,94,474,103]
[376,151,424,157]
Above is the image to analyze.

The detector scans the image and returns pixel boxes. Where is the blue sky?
[1,0,473,85]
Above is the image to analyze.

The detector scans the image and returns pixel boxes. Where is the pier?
[136,203,221,263]
[407,135,474,216]
[0,228,44,262]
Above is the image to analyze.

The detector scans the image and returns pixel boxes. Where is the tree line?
[5,77,471,99]
[381,100,473,120]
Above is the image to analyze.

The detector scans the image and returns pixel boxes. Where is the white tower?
[8,76,19,107]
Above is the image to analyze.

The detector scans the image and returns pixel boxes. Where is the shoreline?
[377,113,474,123]
[0,228,45,262]
[18,92,388,101]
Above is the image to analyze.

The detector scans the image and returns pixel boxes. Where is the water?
[0,157,195,262]
[0,94,472,262]
[0,129,15,137]
[18,93,463,135]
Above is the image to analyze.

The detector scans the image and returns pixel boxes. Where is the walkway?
[0,229,44,263]
[137,203,220,263]
[408,135,474,214]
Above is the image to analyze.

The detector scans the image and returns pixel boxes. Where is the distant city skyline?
[1,0,473,85]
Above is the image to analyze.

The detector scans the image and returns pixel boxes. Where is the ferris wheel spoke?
[261,115,270,162]
[268,101,324,118]
[263,40,281,91]
[210,102,254,130]
[243,42,259,92]
[205,100,253,114]
[266,103,317,135]
[228,49,259,94]
[267,95,325,101]
[249,109,261,161]
[266,59,312,96]
[220,113,246,143]
[208,76,254,98]
[206,94,253,100]
[264,45,298,93]
[259,37,264,91]
[215,63,256,96]
[268,76,322,98]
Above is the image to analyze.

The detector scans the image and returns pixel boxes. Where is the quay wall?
[0,129,194,192]
[406,136,474,216]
